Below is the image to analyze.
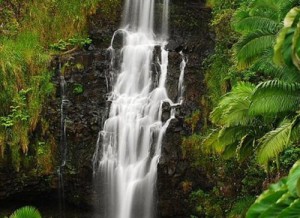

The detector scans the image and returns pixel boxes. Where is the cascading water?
[93,0,186,217]
[58,60,68,218]
[177,52,187,104]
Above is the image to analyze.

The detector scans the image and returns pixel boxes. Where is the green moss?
[190,189,224,218]
[73,83,84,95]
[204,7,239,107]
[0,0,112,170]
[185,110,201,133]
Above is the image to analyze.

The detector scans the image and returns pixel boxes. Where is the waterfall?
[161,0,169,39]
[177,52,187,104]
[93,0,185,217]
[58,60,68,218]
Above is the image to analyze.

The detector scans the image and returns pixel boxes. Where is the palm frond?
[250,0,282,21]
[279,0,300,19]
[210,82,255,126]
[202,130,223,154]
[222,143,238,160]
[257,119,293,165]
[251,48,300,81]
[252,54,300,82]
[236,134,255,162]
[202,125,250,157]
[290,116,300,143]
[234,16,282,34]
[10,206,41,218]
[218,126,250,148]
[250,80,300,115]
[235,31,276,69]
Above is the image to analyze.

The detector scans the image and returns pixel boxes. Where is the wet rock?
[162,102,171,122]
[165,40,184,52]
[157,1,214,217]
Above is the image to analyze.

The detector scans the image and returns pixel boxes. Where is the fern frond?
[250,80,300,115]
[257,119,293,165]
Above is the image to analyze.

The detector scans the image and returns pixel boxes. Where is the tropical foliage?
[8,206,42,218]
[0,0,121,171]
[189,0,300,216]
[203,0,300,169]
[247,160,300,217]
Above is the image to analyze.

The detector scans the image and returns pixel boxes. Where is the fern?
[234,16,282,34]
[236,134,255,162]
[250,0,282,21]
[247,160,300,217]
[210,82,255,126]
[250,80,300,115]
[218,126,249,147]
[202,130,223,154]
[257,119,293,165]
[10,206,42,218]
[235,31,276,69]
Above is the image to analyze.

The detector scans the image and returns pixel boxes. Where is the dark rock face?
[47,50,111,208]
[157,1,214,217]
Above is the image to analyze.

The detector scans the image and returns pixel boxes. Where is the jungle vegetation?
[0,0,119,172]
[1,0,300,217]
[187,0,300,217]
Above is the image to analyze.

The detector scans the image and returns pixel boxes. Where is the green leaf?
[202,130,223,154]
[222,143,238,160]
[218,126,249,147]
[274,27,290,65]
[257,119,293,165]
[292,23,300,70]
[278,198,300,218]
[210,82,255,126]
[236,134,255,162]
[259,192,296,217]
[250,80,300,115]
[287,160,300,197]
[236,31,276,69]
[283,7,300,28]
[10,206,42,218]
[234,16,281,33]
[246,189,287,218]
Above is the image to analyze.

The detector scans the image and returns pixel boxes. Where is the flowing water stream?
[93,0,185,217]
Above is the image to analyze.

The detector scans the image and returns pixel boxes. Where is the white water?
[93,0,186,217]
[178,52,187,104]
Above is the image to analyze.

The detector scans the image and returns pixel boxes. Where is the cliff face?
[157,1,214,217]
[0,1,214,217]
